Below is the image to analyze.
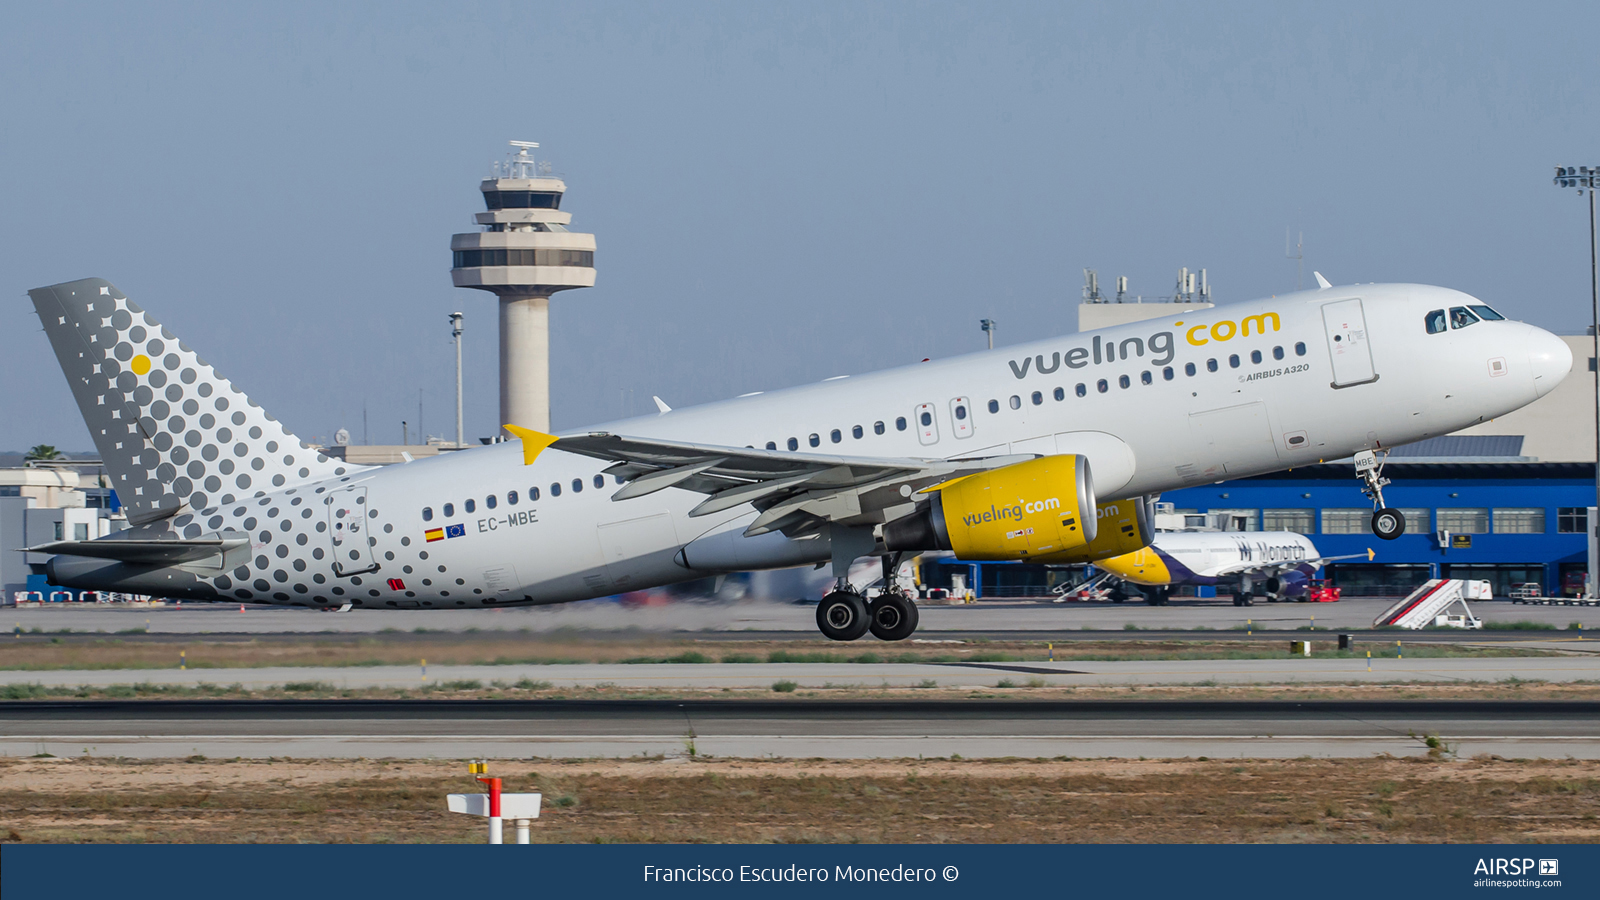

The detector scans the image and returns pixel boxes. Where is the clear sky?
[3,1,1597,451]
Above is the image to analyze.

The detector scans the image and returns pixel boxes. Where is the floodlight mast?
[1553,165,1600,591]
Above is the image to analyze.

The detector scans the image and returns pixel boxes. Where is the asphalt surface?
[3,655,1598,692]
[8,596,1600,636]
[3,699,1596,760]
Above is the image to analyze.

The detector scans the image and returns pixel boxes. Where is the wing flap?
[546,431,1027,528]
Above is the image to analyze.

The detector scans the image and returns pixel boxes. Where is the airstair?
[1373,579,1488,630]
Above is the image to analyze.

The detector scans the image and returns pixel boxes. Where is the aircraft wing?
[528,428,1033,538]
[1210,548,1374,578]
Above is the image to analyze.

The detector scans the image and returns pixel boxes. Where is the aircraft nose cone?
[1527,327,1572,398]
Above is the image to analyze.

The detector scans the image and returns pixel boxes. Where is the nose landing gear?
[1355,449,1406,540]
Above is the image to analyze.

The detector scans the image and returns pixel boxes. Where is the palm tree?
[24,444,62,461]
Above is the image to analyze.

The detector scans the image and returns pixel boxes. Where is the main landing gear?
[816,551,920,642]
[1232,574,1255,606]
[1355,449,1406,541]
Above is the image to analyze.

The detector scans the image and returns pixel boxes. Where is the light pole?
[980,318,996,350]
[450,312,464,448]
[1553,165,1600,594]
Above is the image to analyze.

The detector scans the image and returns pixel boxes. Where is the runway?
[1,655,1597,691]
[9,596,1599,636]
[3,698,1596,760]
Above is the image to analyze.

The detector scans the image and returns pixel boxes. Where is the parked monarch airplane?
[1092,531,1374,607]
[26,275,1569,640]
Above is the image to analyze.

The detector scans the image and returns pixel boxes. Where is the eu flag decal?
[445,523,466,539]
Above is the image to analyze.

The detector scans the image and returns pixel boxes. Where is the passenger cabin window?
[1008,396,1021,410]
[1076,383,1087,397]
[1272,346,1284,360]
[920,411,933,426]
[1184,362,1196,376]
[571,478,583,493]
[508,491,519,505]
[874,421,885,435]
[766,441,777,450]
[594,475,605,488]
[422,507,433,521]
[830,429,841,443]
[550,483,561,497]
[1228,354,1240,368]
[1141,370,1153,385]
[987,399,1000,413]
[1471,304,1506,320]
[465,499,476,513]
[1096,379,1108,393]
[486,495,497,510]
[1425,309,1447,334]
[1250,350,1262,364]
[787,437,799,451]
[1206,358,1219,372]
[1163,366,1174,380]
[1294,342,1307,356]
[895,417,907,431]
[1031,391,1042,405]
[852,425,863,438]
[809,433,820,447]
[1053,386,1065,400]
[953,405,967,421]
[1118,374,1130,389]
[1450,306,1481,329]
[529,486,540,500]
[443,503,455,517]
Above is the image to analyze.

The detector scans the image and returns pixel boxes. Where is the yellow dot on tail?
[130,354,151,375]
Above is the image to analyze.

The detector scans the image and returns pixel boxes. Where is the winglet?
[503,424,560,465]
[1313,271,1332,290]
[652,396,672,414]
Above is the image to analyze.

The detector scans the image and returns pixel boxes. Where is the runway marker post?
[1366,650,1371,672]
[179,650,186,671]
[421,659,427,682]
[1047,642,1053,662]
[1396,640,1403,660]
[449,761,541,844]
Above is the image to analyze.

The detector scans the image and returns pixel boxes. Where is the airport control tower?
[451,141,596,433]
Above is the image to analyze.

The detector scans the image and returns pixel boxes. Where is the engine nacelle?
[883,455,1097,560]
[1029,495,1156,565]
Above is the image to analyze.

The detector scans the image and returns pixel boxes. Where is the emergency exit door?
[1322,298,1378,388]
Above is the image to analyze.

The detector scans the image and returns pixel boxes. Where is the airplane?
[1090,531,1374,607]
[24,275,1570,641]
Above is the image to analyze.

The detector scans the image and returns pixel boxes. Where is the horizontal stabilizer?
[25,537,247,565]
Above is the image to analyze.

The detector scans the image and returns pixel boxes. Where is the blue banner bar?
[2,844,1595,899]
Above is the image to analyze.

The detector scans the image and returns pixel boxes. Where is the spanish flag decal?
[425,528,445,543]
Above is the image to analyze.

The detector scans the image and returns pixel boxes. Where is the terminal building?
[0,465,123,600]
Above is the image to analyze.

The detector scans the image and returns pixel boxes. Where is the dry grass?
[0,635,1558,671]
[0,755,1596,844]
[5,678,1600,703]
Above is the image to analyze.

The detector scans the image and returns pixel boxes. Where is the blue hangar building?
[1158,442,1592,598]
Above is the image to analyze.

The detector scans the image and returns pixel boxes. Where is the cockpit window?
[1469,304,1505,321]
[1425,309,1447,334]
[1449,306,1480,329]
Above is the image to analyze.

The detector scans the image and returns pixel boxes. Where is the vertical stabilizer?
[29,278,361,525]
